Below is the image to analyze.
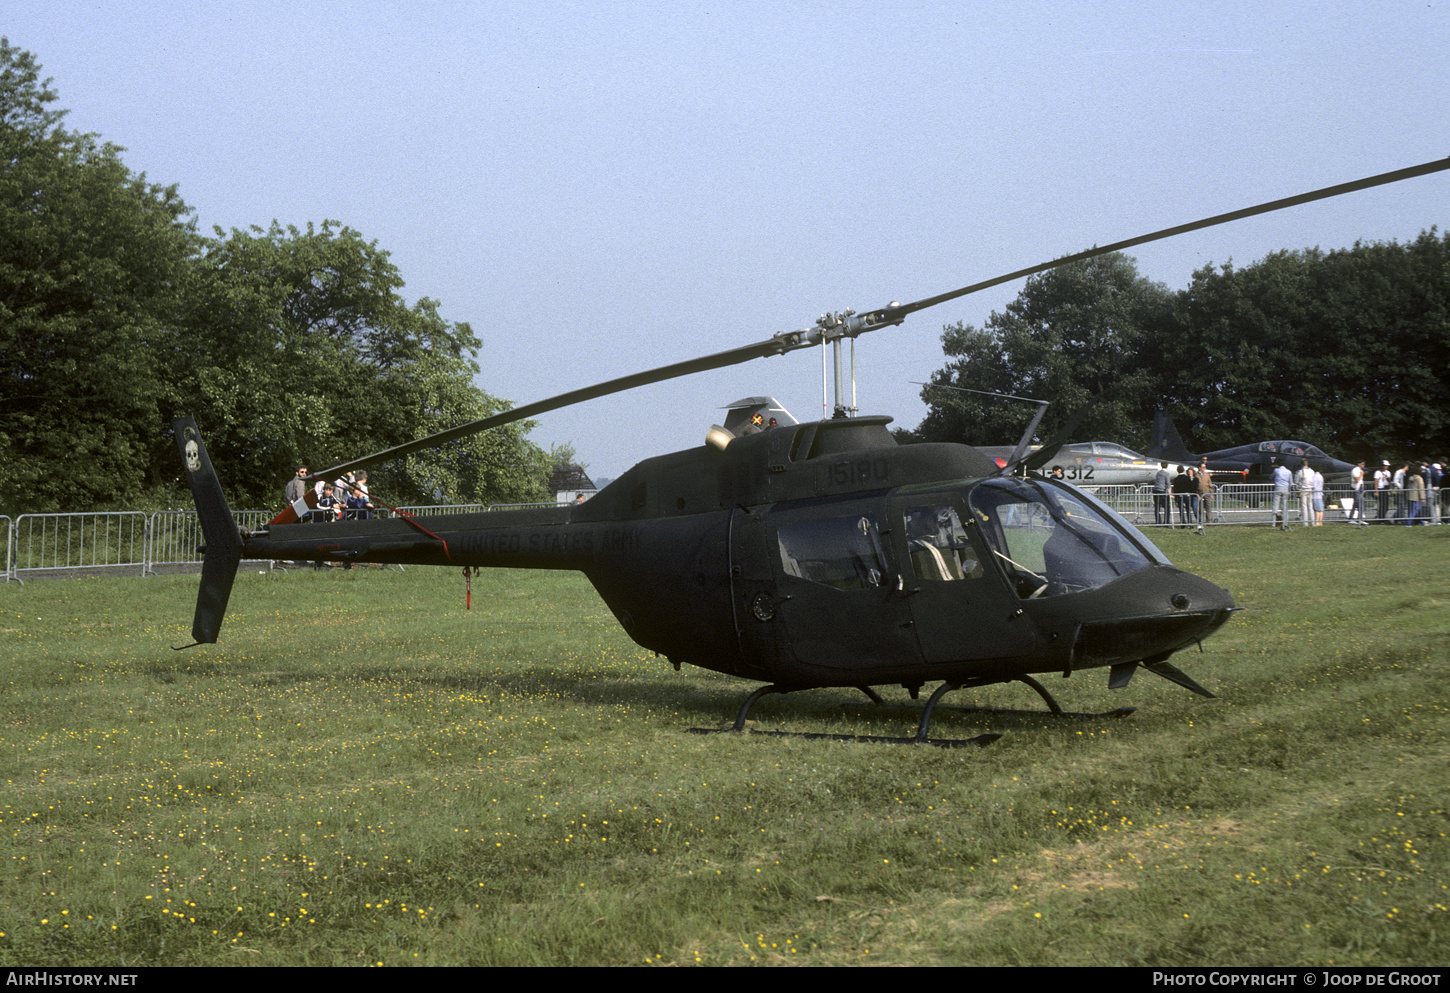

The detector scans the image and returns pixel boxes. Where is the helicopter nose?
[1067,567,1235,670]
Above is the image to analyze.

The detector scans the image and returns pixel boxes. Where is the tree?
[0,38,199,514]
[1155,232,1450,461]
[913,253,1171,449]
[174,221,552,508]
[0,40,557,514]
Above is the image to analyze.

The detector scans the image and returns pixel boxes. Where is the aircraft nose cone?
[1064,567,1235,669]
[1156,569,1235,615]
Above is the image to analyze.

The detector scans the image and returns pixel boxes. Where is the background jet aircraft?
[976,441,1187,487]
[1148,411,1356,482]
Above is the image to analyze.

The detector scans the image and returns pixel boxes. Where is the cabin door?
[764,500,920,675]
[888,496,1036,664]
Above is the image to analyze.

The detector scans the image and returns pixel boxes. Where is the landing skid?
[879,675,1137,721]
[688,726,1003,749]
[687,676,1134,746]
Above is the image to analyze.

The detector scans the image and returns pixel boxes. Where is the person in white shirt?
[1296,461,1315,527]
[1348,460,1367,527]
[1374,461,1392,521]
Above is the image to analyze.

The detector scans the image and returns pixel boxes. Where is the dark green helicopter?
[174,157,1450,746]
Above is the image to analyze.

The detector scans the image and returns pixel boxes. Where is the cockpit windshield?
[968,478,1164,599]
[1259,440,1327,458]
[1091,442,1147,460]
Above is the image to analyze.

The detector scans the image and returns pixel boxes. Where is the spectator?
[347,485,374,521]
[1296,460,1315,527]
[1311,464,1325,526]
[1271,461,1292,531]
[1153,463,1171,526]
[1423,461,1440,525]
[313,483,341,522]
[1438,460,1449,523]
[285,464,309,506]
[1406,470,1426,525]
[1172,466,1193,527]
[1348,460,1367,528]
[1196,458,1213,532]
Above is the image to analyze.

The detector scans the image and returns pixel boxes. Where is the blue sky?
[8,1,1448,478]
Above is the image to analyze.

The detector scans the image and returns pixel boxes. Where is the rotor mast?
[809,305,901,418]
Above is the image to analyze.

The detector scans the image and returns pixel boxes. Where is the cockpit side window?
[904,504,984,581]
[777,513,887,590]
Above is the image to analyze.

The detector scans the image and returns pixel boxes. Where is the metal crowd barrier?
[2,490,1445,586]
[146,509,277,572]
[394,503,492,516]
[0,503,555,583]
[1089,484,1447,527]
[9,511,150,582]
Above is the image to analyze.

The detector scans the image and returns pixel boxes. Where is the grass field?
[0,525,1446,967]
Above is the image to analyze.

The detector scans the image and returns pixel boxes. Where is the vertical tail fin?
[173,417,242,645]
[1149,410,1196,463]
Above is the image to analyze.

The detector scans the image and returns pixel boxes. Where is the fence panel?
[11,512,150,579]
[1087,483,1447,528]
[394,504,491,517]
[393,503,555,516]
[1089,485,1150,524]
[2,516,12,583]
[147,510,205,569]
[146,510,276,571]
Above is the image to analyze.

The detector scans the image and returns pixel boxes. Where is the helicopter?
[174,156,1450,747]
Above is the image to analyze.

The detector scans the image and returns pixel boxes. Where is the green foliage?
[0,40,552,515]
[915,253,1171,448]
[175,222,551,508]
[0,37,200,514]
[1155,232,1450,462]
[914,237,1450,463]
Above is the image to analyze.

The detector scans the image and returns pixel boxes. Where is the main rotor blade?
[317,155,1450,479]
[870,155,1450,324]
[313,336,797,479]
